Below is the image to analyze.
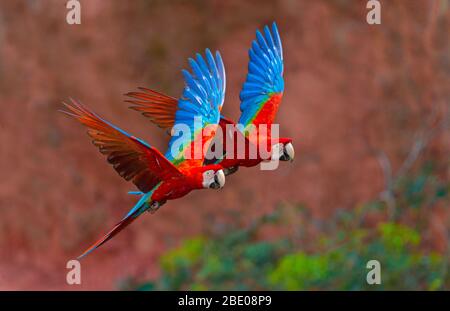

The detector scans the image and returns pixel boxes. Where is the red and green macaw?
[125,22,294,176]
[62,49,226,258]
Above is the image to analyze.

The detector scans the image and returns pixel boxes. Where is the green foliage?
[268,252,330,290]
[126,163,449,291]
[378,223,420,251]
[150,223,289,290]
[396,161,450,212]
[129,218,448,290]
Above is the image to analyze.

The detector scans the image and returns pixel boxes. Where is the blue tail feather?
[128,191,144,195]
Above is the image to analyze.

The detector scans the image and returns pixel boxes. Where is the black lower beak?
[279,154,290,161]
[209,182,220,189]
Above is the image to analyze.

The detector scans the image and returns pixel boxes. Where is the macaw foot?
[148,200,166,214]
[224,166,239,176]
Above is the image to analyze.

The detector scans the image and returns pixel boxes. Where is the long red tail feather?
[78,214,138,259]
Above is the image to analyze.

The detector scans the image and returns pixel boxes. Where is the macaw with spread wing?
[62,49,226,258]
[125,22,294,176]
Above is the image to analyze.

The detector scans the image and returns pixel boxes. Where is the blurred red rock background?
[0,0,448,289]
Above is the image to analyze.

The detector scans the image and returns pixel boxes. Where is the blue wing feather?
[165,49,226,164]
[238,22,284,127]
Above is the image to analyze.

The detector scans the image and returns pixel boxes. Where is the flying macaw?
[62,49,227,258]
[125,22,294,176]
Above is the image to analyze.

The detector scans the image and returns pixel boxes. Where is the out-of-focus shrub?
[125,163,449,290]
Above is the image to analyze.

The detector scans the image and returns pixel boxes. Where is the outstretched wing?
[165,49,226,168]
[125,87,178,133]
[62,99,182,192]
[238,22,284,129]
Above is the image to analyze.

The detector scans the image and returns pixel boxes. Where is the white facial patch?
[202,170,215,188]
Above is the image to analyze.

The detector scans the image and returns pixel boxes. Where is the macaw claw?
[148,200,166,214]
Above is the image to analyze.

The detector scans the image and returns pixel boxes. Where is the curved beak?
[285,142,295,162]
[214,169,226,189]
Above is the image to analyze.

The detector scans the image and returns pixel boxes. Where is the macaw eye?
[204,170,213,178]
